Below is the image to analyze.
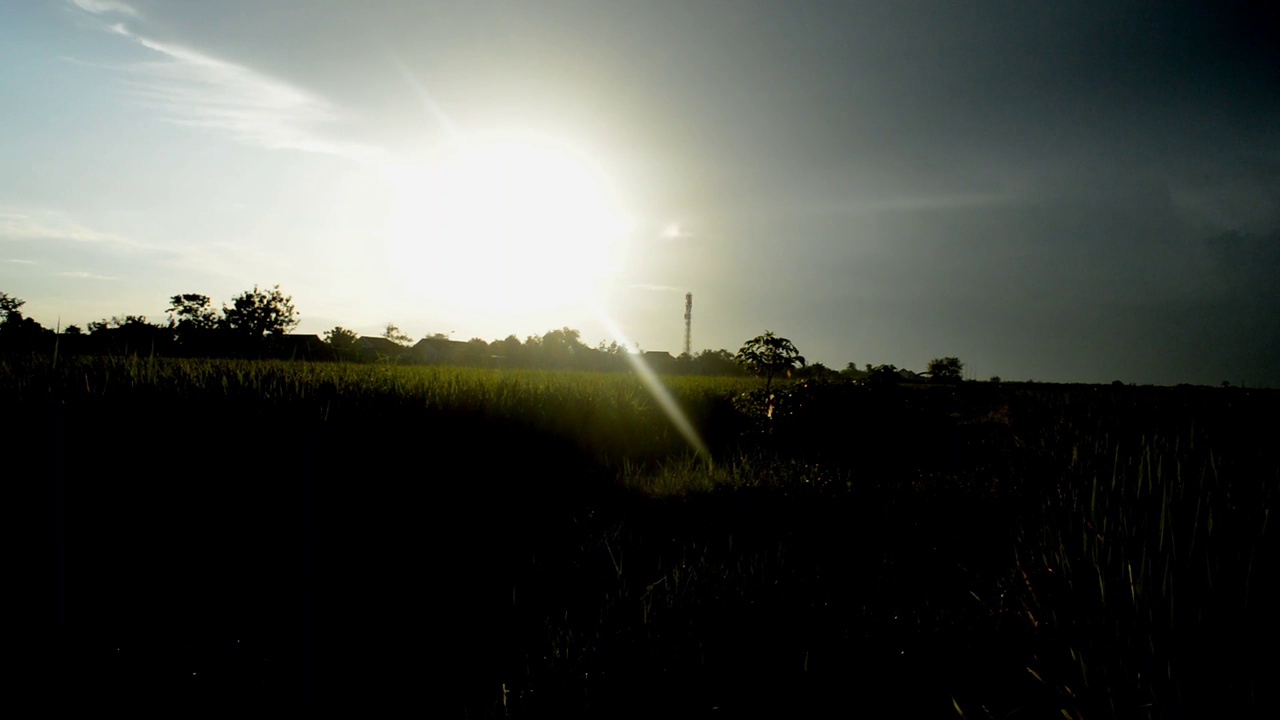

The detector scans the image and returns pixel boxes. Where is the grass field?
[22,355,1277,716]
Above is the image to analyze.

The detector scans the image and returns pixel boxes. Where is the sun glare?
[380,132,631,318]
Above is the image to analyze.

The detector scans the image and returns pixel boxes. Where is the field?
[22,355,1277,716]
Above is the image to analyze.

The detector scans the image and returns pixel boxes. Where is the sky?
[2,0,1277,385]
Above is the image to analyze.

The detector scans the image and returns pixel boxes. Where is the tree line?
[1,286,299,358]
[1,288,967,382]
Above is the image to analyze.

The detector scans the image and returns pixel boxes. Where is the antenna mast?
[683,292,693,358]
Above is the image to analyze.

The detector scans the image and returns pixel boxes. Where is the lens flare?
[591,304,710,462]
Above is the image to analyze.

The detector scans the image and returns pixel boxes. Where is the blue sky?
[2,1,1277,384]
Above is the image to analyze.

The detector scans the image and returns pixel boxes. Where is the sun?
[380,131,631,319]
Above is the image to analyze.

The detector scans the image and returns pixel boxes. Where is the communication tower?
[683,292,693,358]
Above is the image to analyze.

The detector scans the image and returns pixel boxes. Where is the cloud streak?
[70,0,138,16]
[0,206,206,265]
[114,25,383,160]
[67,2,383,161]
[0,209,130,246]
[0,205,264,291]
[57,271,117,280]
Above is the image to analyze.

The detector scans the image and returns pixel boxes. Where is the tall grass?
[20,356,1276,716]
[1007,386,1278,717]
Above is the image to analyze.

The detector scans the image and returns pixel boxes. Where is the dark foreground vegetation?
[23,354,1277,717]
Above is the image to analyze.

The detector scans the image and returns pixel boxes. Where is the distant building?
[412,336,468,363]
[642,350,676,371]
[271,333,328,360]
[357,336,406,359]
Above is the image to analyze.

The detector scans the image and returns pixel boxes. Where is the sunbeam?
[592,303,711,462]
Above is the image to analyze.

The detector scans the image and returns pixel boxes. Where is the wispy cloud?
[70,0,138,16]
[57,270,117,280]
[0,209,131,246]
[78,18,384,161]
[877,191,1016,212]
[187,240,295,280]
[0,205,258,287]
[816,190,1020,218]
[0,206,284,285]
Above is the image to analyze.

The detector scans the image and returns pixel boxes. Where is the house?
[270,333,329,360]
[641,350,677,372]
[411,336,468,363]
[357,336,407,359]
[898,368,926,383]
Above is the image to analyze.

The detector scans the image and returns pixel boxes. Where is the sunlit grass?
[11,353,759,468]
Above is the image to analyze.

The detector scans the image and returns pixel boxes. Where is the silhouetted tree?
[165,293,221,352]
[0,291,54,347]
[592,339,629,372]
[382,323,414,347]
[0,292,23,322]
[222,285,298,339]
[461,337,490,365]
[926,357,964,383]
[863,364,901,388]
[795,362,837,381]
[537,327,589,369]
[326,326,360,359]
[167,293,218,331]
[691,348,741,376]
[736,331,805,394]
[495,335,523,365]
[840,362,866,380]
[168,293,219,328]
[84,315,168,354]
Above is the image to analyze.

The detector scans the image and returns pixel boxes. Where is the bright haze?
[2,1,1276,385]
